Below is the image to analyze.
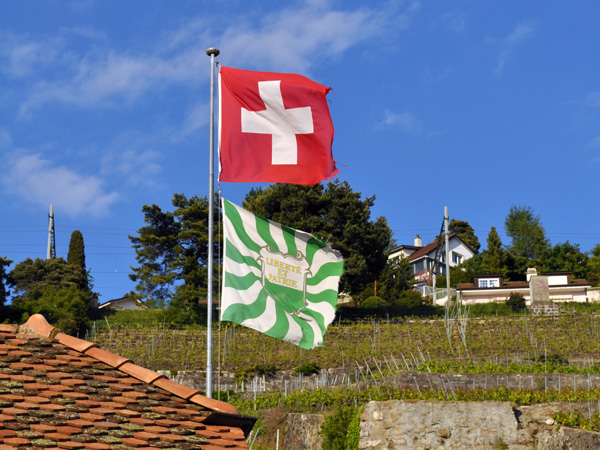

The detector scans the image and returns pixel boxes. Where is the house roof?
[0,314,254,449]
[405,234,459,262]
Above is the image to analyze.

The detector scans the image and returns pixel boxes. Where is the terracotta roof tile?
[0,314,254,449]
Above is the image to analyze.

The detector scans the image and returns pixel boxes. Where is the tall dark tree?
[243,180,393,296]
[129,193,220,310]
[504,205,549,277]
[449,219,480,254]
[0,256,13,310]
[66,230,92,295]
[478,226,507,275]
[67,230,86,272]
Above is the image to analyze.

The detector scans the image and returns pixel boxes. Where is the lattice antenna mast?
[47,205,56,260]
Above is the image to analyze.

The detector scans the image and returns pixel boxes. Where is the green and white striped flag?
[221,199,344,349]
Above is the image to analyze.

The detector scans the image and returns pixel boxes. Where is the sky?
[1,0,600,303]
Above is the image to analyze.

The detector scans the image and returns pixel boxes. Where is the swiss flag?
[218,66,338,185]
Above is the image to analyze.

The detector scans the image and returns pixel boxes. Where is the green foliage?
[11,257,88,298]
[234,364,278,383]
[448,219,481,254]
[67,230,86,272]
[243,180,393,296]
[345,405,363,450]
[129,193,221,308]
[100,308,168,327]
[395,290,423,308]
[553,411,600,432]
[506,292,526,313]
[587,244,600,287]
[504,205,550,276]
[541,241,588,279]
[164,296,205,326]
[0,256,12,310]
[320,405,357,450]
[378,256,413,303]
[293,362,320,375]
[12,285,90,335]
[468,302,516,317]
[362,296,386,309]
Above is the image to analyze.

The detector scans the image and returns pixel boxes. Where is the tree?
[541,241,588,279]
[67,230,86,271]
[587,244,600,287]
[448,219,480,254]
[477,227,509,275]
[0,256,12,311]
[129,193,220,310]
[378,256,414,304]
[9,258,92,334]
[243,180,393,296]
[66,230,93,295]
[504,205,549,277]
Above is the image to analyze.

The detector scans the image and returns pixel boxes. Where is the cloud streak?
[5,1,418,115]
[489,22,535,76]
[1,152,119,218]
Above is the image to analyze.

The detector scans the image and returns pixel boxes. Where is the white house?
[388,234,476,285]
[456,268,592,305]
[98,296,147,311]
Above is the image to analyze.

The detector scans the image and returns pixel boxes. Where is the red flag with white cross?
[218,66,338,185]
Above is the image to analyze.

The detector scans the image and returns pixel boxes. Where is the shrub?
[506,292,526,312]
[362,296,386,309]
[293,362,320,375]
[320,405,357,450]
[395,290,423,308]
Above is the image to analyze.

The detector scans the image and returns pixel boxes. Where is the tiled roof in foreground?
[0,314,254,450]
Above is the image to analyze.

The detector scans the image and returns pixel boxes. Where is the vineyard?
[90,306,600,445]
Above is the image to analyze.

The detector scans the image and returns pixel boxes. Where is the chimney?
[414,235,422,247]
[526,267,537,282]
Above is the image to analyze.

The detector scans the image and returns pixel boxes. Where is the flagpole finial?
[206,47,220,57]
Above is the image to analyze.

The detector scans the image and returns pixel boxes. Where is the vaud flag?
[219,66,338,185]
[221,199,344,349]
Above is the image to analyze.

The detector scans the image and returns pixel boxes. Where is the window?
[478,278,500,288]
[452,252,462,264]
[489,279,498,287]
[479,280,488,288]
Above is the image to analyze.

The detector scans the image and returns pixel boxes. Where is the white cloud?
[13,1,418,115]
[101,144,163,188]
[0,33,64,78]
[217,2,417,73]
[1,152,119,217]
[376,110,421,132]
[488,22,535,76]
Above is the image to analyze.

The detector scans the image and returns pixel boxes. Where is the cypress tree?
[67,230,86,272]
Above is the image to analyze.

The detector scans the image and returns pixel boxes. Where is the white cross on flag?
[219,66,338,185]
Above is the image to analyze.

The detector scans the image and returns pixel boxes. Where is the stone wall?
[358,400,600,450]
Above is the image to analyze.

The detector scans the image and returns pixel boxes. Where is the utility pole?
[47,205,56,260]
[445,206,450,303]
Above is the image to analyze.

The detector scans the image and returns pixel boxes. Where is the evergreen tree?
[67,230,86,271]
[478,226,507,274]
[66,230,92,294]
[129,193,220,310]
[0,256,13,310]
[243,180,393,296]
[448,219,481,254]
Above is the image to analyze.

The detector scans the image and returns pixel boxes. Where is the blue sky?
[1,0,600,302]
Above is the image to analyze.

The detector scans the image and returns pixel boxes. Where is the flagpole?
[206,47,220,399]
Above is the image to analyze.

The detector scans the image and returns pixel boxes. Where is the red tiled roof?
[0,314,253,450]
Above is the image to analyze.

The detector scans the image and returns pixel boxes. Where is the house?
[388,234,476,285]
[0,314,255,449]
[456,268,592,305]
[98,295,147,311]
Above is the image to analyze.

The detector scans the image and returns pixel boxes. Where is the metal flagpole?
[205,47,220,399]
